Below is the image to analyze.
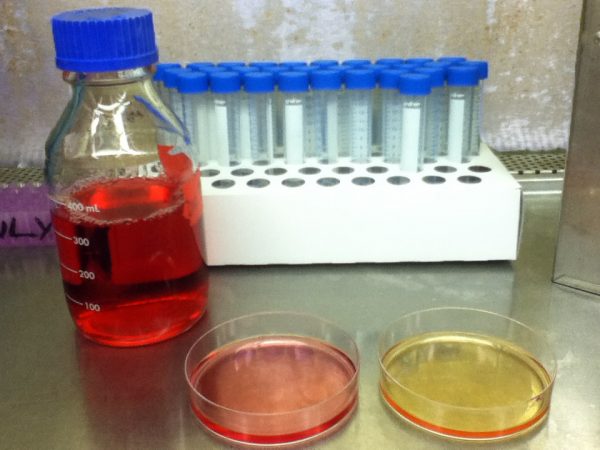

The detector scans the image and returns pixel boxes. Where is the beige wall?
[0,0,582,166]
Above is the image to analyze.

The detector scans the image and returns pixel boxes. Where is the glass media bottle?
[46,8,208,347]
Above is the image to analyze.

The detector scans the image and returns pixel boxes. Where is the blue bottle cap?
[361,64,387,81]
[261,66,287,82]
[278,71,309,92]
[342,59,371,66]
[406,57,434,66]
[177,72,209,93]
[438,56,467,64]
[154,63,181,81]
[460,60,489,80]
[194,66,227,75]
[217,61,246,68]
[398,73,431,95]
[310,70,342,90]
[290,66,318,75]
[310,59,339,68]
[249,61,278,69]
[423,61,453,80]
[379,69,408,89]
[447,66,479,87]
[280,61,308,69]
[187,62,215,71]
[243,72,275,93]
[345,69,376,90]
[52,7,158,72]
[232,66,260,75]
[210,71,242,93]
[376,58,405,66]
[393,62,420,71]
[414,67,444,87]
[163,68,190,89]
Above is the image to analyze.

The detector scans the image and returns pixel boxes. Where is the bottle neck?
[63,66,153,85]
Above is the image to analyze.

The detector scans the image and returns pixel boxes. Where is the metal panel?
[553,0,600,293]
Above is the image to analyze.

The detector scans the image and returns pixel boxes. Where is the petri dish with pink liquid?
[185,311,359,447]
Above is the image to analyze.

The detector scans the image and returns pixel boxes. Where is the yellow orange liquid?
[380,332,553,440]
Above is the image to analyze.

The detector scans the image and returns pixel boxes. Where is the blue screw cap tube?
[405,57,434,66]
[249,61,278,69]
[187,61,215,71]
[310,59,339,68]
[234,68,261,162]
[344,69,376,163]
[398,73,431,172]
[218,61,246,68]
[446,66,478,164]
[244,72,276,163]
[280,61,307,69]
[461,60,489,157]
[343,59,371,67]
[178,72,211,165]
[262,66,288,155]
[210,71,243,166]
[416,67,446,162]
[154,63,181,100]
[310,70,342,163]
[438,56,467,64]
[379,70,407,163]
[363,64,388,151]
[163,68,190,121]
[376,58,405,66]
[279,72,310,164]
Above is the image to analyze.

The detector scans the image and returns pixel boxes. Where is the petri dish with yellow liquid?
[379,307,556,441]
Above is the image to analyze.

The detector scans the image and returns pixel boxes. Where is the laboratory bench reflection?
[1,194,599,449]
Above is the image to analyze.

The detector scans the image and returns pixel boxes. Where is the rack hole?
[282,178,305,188]
[265,167,287,176]
[253,160,270,166]
[387,176,411,186]
[434,165,457,173]
[212,179,235,189]
[232,168,254,176]
[458,175,482,184]
[247,178,270,188]
[469,165,491,173]
[422,176,446,184]
[333,166,354,174]
[202,169,220,177]
[367,166,388,174]
[352,177,375,186]
[299,167,321,175]
[317,177,340,187]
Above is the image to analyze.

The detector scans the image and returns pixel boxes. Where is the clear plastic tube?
[381,89,403,163]
[169,89,185,122]
[239,91,252,162]
[372,87,382,155]
[183,93,212,166]
[346,90,373,163]
[400,95,427,172]
[311,89,340,163]
[248,92,275,163]
[274,89,285,157]
[439,84,450,156]
[423,86,446,163]
[447,87,473,164]
[213,93,241,166]
[283,92,308,164]
[469,83,482,156]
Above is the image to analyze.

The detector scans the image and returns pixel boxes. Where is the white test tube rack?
[198,142,521,266]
